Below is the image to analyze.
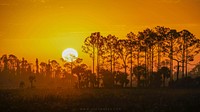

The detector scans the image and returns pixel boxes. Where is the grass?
[0,88,200,112]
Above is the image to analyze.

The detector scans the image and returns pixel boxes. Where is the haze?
[0,0,199,64]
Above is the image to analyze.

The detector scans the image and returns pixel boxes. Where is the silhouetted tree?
[8,54,18,75]
[36,58,39,75]
[40,62,47,76]
[127,32,137,87]
[116,39,130,75]
[158,67,170,87]
[100,69,114,88]
[82,32,104,87]
[150,72,162,88]
[102,34,118,74]
[167,29,180,80]
[155,26,170,71]
[1,54,9,74]
[72,64,88,88]
[133,65,147,87]
[179,30,200,77]
[29,75,36,88]
[19,81,25,88]
[50,60,60,78]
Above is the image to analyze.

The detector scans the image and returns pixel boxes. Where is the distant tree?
[19,81,25,88]
[116,39,130,75]
[115,71,129,87]
[127,32,137,87]
[16,59,20,75]
[50,60,60,78]
[86,69,96,88]
[100,69,114,88]
[72,63,88,88]
[102,34,118,74]
[189,62,200,76]
[133,65,147,87]
[8,54,18,75]
[40,62,47,76]
[36,58,39,75]
[29,75,36,88]
[0,54,9,74]
[158,67,170,87]
[150,72,162,88]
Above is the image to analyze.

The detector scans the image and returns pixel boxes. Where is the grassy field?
[0,88,200,112]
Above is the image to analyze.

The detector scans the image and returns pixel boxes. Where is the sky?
[0,0,200,67]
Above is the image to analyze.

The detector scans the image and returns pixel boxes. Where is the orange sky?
[0,0,200,68]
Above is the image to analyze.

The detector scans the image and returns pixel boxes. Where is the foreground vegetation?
[0,88,200,112]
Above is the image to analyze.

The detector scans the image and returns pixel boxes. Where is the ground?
[0,88,200,112]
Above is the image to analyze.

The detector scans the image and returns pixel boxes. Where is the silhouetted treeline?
[1,26,200,89]
[82,26,200,88]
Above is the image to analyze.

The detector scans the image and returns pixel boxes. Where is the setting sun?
[62,48,78,62]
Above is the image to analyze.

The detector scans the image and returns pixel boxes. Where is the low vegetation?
[0,88,200,112]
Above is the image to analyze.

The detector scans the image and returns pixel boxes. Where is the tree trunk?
[137,50,140,67]
[110,48,113,73]
[30,81,33,88]
[182,36,186,78]
[151,48,154,73]
[113,53,116,72]
[157,43,161,71]
[170,36,173,81]
[185,42,188,77]
[130,47,133,88]
[163,75,166,87]
[177,61,180,80]
[145,48,148,85]
[93,45,95,74]
[137,76,141,87]
[97,33,100,88]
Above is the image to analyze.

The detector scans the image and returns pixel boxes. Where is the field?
[0,88,200,112]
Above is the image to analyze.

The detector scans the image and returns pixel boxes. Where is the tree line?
[1,26,200,88]
[82,26,200,88]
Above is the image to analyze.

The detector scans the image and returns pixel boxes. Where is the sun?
[62,48,78,62]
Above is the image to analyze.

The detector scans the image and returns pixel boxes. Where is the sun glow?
[62,48,78,62]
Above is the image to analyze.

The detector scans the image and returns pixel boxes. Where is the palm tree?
[158,67,170,87]
[8,54,18,75]
[29,75,36,88]
[36,58,39,75]
[100,69,114,88]
[72,64,88,88]
[133,65,147,87]
[50,60,60,78]
[40,62,47,76]
[114,71,129,87]
[0,55,9,74]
